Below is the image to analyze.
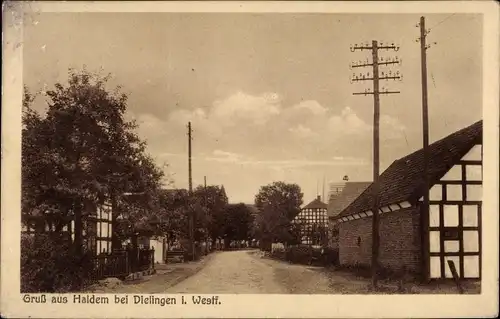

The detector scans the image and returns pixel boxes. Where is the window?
[357,236,361,247]
[442,227,460,240]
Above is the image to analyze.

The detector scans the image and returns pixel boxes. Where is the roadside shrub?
[321,247,339,266]
[21,234,95,293]
[286,245,312,264]
[270,247,286,260]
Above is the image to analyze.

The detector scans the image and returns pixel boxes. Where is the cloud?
[380,115,407,139]
[327,106,371,135]
[292,100,327,115]
[204,149,368,168]
[288,124,318,138]
[128,90,406,178]
[244,158,369,168]
[210,91,281,126]
[206,150,243,163]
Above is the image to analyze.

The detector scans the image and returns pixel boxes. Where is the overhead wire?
[428,13,457,32]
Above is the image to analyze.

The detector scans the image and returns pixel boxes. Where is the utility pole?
[417,16,432,282]
[204,176,208,253]
[188,122,193,193]
[187,122,195,260]
[350,40,402,289]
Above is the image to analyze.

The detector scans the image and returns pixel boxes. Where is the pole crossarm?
[351,60,400,68]
[353,91,400,96]
[351,76,401,82]
[350,45,400,52]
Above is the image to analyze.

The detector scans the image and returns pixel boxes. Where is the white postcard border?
[1,1,498,318]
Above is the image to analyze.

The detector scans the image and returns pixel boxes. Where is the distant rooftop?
[327,182,371,218]
[302,195,328,210]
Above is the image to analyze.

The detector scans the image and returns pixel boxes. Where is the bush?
[270,247,286,260]
[321,247,339,266]
[21,234,95,293]
[286,245,313,264]
[285,245,339,266]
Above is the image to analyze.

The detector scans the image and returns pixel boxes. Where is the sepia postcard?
[1,1,499,318]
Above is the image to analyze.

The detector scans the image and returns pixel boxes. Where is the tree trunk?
[111,195,121,251]
[73,200,83,256]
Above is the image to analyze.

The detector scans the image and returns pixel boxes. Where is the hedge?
[21,234,95,293]
[284,245,339,266]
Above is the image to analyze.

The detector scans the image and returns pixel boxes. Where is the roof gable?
[336,120,482,219]
[303,196,328,210]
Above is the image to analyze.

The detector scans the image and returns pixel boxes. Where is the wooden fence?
[91,248,155,280]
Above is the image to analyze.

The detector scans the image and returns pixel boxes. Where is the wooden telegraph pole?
[188,122,193,193]
[418,16,433,282]
[187,122,195,260]
[350,40,402,289]
[204,175,208,253]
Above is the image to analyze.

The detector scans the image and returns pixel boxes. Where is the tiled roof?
[303,196,328,210]
[327,182,371,218]
[335,120,482,219]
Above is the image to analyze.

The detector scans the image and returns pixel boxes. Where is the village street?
[100,250,334,294]
[97,249,479,294]
[164,250,333,294]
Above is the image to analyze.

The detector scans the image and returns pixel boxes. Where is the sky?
[23,12,482,204]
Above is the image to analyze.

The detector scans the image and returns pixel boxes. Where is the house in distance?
[331,120,482,280]
[292,195,329,246]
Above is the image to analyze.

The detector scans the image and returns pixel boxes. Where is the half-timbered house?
[293,196,329,245]
[22,201,114,255]
[331,120,482,280]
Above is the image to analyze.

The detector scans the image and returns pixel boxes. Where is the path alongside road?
[90,253,215,294]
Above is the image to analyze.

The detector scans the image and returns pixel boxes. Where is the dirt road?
[164,250,332,294]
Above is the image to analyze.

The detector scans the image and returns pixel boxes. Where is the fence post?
[151,247,155,269]
[125,250,129,275]
[447,260,464,294]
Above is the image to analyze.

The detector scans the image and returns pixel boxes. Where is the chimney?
[317,195,321,201]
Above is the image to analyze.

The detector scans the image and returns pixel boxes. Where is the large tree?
[153,185,228,249]
[221,203,254,248]
[22,69,164,251]
[192,185,228,246]
[254,181,303,250]
[153,189,190,246]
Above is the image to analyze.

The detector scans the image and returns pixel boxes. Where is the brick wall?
[338,206,422,274]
